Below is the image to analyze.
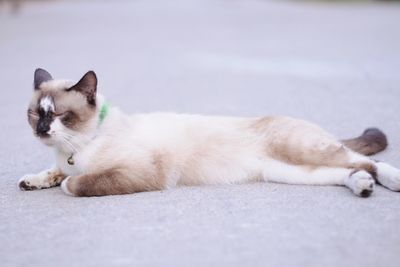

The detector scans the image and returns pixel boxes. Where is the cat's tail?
[341,128,388,156]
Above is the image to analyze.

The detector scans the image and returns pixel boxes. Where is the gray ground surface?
[1,0,400,266]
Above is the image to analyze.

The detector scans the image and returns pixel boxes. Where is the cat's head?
[27,68,99,149]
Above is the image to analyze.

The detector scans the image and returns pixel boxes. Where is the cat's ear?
[34,68,53,89]
[67,71,97,106]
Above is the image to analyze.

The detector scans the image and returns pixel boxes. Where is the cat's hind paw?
[376,162,400,192]
[346,170,375,198]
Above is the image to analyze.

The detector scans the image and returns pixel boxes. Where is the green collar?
[98,103,109,125]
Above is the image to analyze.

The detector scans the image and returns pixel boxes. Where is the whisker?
[57,133,78,153]
[54,130,93,154]
[61,137,77,153]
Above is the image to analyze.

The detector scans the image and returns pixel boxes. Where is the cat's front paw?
[18,174,50,191]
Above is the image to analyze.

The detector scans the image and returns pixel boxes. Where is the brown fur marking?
[249,116,380,181]
[48,172,66,186]
[66,167,166,197]
[341,128,387,156]
[249,116,351,167]
[152,151,171,187]
[349,162,378,179]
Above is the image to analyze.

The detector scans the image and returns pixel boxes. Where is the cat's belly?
[178,152,264,186]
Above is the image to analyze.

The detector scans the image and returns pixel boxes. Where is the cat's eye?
[60,111,75,124]
[54,111,68,117]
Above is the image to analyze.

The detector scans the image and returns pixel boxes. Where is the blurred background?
[1,0,399,159]
[1,1,400,267]
[1,1,399,118]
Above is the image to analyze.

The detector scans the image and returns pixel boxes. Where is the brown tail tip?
[341,128,388,156]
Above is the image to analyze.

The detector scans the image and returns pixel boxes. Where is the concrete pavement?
[1,1,400,266]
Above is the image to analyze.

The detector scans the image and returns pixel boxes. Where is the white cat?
[19,69,400,197]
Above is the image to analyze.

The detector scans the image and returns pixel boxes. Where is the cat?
[18,68,400,197]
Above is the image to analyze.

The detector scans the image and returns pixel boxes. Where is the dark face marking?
[36,110,53,137]
[35,96,55,137]
[28,92,96,135]
[60,111,80,129]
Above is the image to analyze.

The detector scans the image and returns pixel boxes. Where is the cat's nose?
[36,121,50,137]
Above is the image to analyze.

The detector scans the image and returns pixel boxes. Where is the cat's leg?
[344,151,400,192]
[374,161,400,191]
[61,168,165,197]
[19,166,65,191]
[252,116,400,193]
[263,159,375,197]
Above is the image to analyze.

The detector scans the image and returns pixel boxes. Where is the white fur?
[18,166,57,189]
[40,95,54,112]
[263,159,351,185]
[376,162,400,191]
[40,79,75,91]
[345,170,375,196]
[57,109,264,186]
[263,159,376,196]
